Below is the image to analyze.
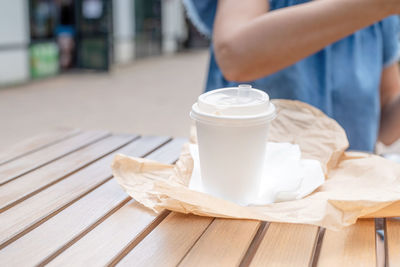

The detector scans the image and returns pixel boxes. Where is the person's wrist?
[357,0,397,16]
[375,1,400,16]
[344,0,397,17]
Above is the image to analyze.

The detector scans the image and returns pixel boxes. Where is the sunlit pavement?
[0,50,209,149]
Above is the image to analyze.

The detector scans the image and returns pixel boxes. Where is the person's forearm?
[380,95,400,145]
[379,63,400,145]
[214,0,397,81]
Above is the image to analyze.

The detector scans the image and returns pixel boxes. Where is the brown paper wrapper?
[112,100,400,230]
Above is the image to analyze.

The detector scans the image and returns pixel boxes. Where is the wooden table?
[0,129,398,267]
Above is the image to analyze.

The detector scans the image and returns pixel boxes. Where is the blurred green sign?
[30,42,59,79]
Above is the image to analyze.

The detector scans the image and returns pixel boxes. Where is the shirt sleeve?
[182,0,218,39]
[381,15,400,68]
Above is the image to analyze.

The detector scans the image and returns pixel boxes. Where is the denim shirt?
[183,0,400,152]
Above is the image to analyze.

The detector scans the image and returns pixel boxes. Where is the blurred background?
[0,0,210,148]
[0,0,399,154]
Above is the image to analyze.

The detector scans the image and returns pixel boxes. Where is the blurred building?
[0,0,208,86]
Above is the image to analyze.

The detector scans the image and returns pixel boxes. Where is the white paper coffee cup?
[190,85,276,205]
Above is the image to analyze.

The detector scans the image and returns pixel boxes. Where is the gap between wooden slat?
[0,135,140,213]
[0,131,111,186]
[134,137,175,161]
[375,218,386,267]
[0,137,173,249]
[0,128,81,166]
[384,218,400,267]
[37,197,133,266]
[175,217,217,266]
[310,227,326,267]
[107,210,172,267]
[247,223,319,266]
[304,220,385,267]
[384,218,389,267]
[177,218,262,267]
[239,221,270,267]
[176,218,217,264]
[317,219,376,267]
[114,213,214,267]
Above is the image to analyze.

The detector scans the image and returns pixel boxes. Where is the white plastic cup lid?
[191,85,276,126]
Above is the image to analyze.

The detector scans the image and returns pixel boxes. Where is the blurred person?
[183,0,400,152]
[56,0,76,69]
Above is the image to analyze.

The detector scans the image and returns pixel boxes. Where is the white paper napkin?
[189,142,325,206]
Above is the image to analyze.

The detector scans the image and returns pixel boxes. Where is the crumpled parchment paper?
[112,100,400,230]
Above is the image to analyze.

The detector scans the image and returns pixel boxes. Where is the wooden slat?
[0,134,137,211]
[0,128,80,165]
[178,219,261,267]
[46,200,164,267]
[249,223,319,267]
[386,218,400,266]
[0,179,130,266]
[116,213,214,267]
[45,138,188,266]
[0,130,110,185]
[145,138,187,162]
[317,219,376,267]
[0,135,170,248]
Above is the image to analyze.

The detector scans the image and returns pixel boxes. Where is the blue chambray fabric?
[183,0,400,151]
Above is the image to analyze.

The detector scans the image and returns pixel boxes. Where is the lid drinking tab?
[237,84,251,101]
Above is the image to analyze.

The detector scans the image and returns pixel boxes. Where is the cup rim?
[191,102,276,126]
